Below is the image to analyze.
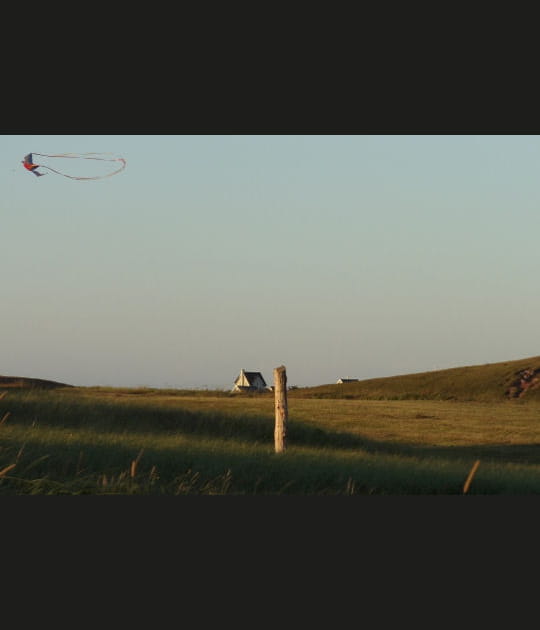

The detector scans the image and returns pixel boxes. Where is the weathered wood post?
[274,365,288,453]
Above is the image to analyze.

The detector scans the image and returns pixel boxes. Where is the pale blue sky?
[2,135,539,389]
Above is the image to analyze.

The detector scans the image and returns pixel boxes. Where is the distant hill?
[289,356,540,402]
[4,355,540,401]
[0,375,73,390]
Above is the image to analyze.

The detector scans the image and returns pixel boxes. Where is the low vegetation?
[291,355,540,402]
[1,355,540,494]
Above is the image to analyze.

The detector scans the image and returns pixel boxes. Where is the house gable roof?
[234,370,267,386]
[233,369,267,390]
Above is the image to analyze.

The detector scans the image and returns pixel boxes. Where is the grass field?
[1,380,539,495]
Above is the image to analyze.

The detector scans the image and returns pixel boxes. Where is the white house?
[336,378,359,384]
[232,369,267,393]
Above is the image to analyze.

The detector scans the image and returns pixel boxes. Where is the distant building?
[232,369,268,393]
[336,378,359,384]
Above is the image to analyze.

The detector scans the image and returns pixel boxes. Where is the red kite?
[21,152,126,180]
[22,153,46,177]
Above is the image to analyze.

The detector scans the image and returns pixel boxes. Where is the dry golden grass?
[116,394,540,452]
[463,459,481,494]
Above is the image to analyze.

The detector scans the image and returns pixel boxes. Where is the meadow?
[1,379,539,494]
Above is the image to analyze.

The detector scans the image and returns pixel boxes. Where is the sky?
[1,134,540,389]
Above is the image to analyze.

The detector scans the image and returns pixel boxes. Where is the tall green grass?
[1,387,539,494]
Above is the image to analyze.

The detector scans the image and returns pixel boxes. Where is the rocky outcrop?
[505,368,540,398]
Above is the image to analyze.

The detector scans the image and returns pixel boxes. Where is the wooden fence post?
[274,365,288,453]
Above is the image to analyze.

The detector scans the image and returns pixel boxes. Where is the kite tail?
[33,152,122,161]
[31,154,126,180]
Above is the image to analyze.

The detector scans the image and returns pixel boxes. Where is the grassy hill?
[0,375,72,390]
[3,354,540,402]
[289,355,540,402]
